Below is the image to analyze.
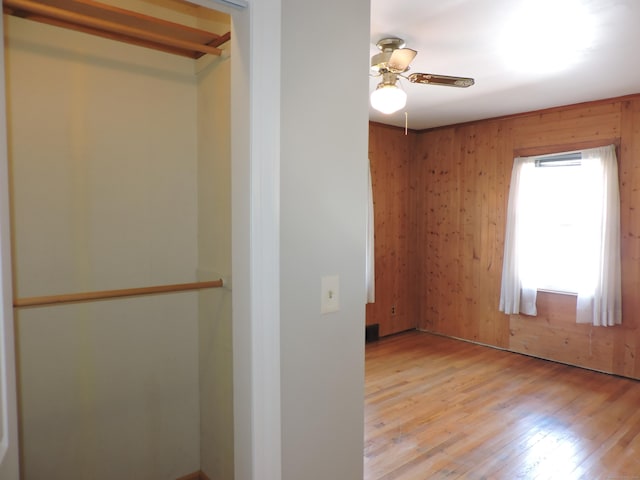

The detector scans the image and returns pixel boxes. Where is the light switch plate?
[321,275,340,314]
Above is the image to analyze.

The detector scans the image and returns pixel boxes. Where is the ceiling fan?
[370,37,475,114]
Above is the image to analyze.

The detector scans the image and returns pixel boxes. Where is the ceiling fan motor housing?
[371,37,405,72]
[371,37,405,73]
[371,37,417,74]
[376,37,406,51]
[371,51,393,72]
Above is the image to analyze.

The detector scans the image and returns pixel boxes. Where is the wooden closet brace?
[14,279,224,308]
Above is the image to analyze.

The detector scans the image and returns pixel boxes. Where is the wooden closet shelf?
[3,0,230,58]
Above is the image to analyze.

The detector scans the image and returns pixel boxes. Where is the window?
[499,145,622,326]
[521,153,593,293]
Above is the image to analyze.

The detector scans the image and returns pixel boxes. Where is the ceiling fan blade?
[387,48,417,73]
[408,73,475,87]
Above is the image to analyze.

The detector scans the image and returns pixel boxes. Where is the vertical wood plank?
[367,123,417,336]
[617,98,640,377]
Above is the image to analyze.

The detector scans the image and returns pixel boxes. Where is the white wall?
[279,0,370,478]
[6,17,201,479]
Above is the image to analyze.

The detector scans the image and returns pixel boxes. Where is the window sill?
[537,288,577,297]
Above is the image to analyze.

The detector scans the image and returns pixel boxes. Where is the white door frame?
[0,13,20,480]
[188,1,283,479]
[231,4,283,480]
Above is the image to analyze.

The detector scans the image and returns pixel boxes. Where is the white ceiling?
[369,0,640,130]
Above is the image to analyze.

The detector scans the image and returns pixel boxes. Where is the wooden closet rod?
[4,0,224,56]
[14,279,224,308]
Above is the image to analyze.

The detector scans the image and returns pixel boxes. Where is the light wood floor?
[364,330,640,480]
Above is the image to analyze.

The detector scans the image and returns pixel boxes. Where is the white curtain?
[366,159,375,303]
[575,145,621,326]
[499,156,538,315]
[499,145,622,326]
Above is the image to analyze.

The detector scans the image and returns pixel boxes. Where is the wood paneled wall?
[367,123,418,336]
[415,118,511,347]
[368,94,640,379]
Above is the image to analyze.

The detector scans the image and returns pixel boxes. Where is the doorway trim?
[189,1,283,479]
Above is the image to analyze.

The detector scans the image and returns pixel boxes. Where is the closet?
[3,1,232,478]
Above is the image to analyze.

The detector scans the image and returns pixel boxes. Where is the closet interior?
[3,0,233,478]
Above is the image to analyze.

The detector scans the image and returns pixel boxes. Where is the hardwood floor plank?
[365,331,640,479]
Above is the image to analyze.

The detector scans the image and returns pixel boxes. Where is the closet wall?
[369,94,640,380]
[5,2,231,478]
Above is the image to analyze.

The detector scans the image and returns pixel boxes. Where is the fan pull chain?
[405,111,408,135]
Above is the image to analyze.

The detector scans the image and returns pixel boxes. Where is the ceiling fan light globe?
[370,84,407,114]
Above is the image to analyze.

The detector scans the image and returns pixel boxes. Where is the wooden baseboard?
[176,471,211,480]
